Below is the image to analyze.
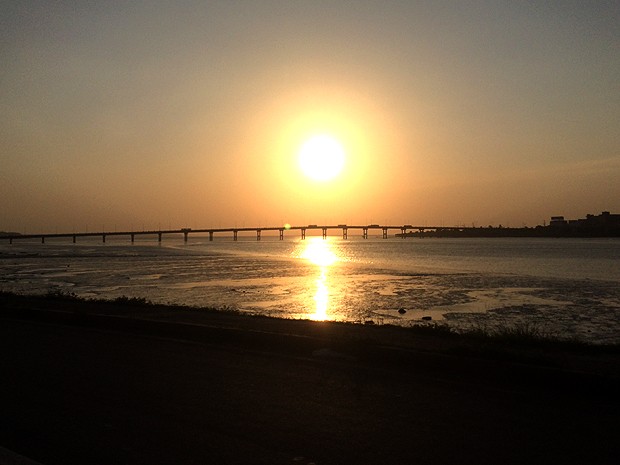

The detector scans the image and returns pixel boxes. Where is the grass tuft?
[45,288,79,300]
[111,295,152,306]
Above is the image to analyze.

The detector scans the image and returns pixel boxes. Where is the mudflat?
[1,293,618,464]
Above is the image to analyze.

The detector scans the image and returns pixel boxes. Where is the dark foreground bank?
[1,293,619,465]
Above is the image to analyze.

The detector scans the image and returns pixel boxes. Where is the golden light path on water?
[299,238,339,321]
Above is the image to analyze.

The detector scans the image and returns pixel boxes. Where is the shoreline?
[2,291,618,378]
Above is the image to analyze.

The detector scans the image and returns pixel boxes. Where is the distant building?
[548,211,620,236]
[549,216,567,227]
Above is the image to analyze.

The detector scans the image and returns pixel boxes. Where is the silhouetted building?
[549,216,567,227]
[549,211,620,236]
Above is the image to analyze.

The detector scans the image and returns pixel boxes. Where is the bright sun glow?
[301,239,338,267]
[298,134,346,182]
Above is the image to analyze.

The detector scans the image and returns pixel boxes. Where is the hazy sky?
[2,0,619,232]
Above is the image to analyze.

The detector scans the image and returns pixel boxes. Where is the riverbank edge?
[2,291,618,382]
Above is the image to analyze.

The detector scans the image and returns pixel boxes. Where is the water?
[1,236,619,343]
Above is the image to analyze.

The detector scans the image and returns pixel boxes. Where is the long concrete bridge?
[3,224,475,244]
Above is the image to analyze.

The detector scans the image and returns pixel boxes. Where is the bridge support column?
[183,231,189,243]
[279,229,284,240]
[363,228,368,239]
[233,230,238,241]
[382,228,388,239]
[72,235,76,244]
[209,231,214,241]
[102,234,106,243]
[9,238,12,245]
[301,228,306,240]
[130,234,135,244]
[322,228,327,239]
[342,228,348,240]
[158,232,162,243]
[41,237,45,244]
[401,228,406,238]
[256,230,261,241]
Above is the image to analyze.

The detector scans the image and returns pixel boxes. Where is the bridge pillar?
[9,237,12,245]
[72,235,76,244]
[363,228,368,239]
[130,234,135,244]
[256,229,261,241]
[401,228,406,238]
[158,232,162,242]
[382,228,388,239]
[184,231,189,243]
[322,228,327,239]
[102,234,106,243]
[41,236,45,244]
[279,229,284,240]
[301,228,306,240]
[209,231,214,241]
[342,228,348,240]
[233,230,238,241]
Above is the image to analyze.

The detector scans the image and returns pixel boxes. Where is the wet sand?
[1,294,619,464]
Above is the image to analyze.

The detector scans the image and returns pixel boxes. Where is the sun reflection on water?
[313,270,329,320]
[298,238,339,321]
[300,239,338,267]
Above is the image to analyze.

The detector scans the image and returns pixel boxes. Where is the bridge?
[3,224,475,244]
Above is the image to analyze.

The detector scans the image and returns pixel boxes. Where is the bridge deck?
[4,224,473,243]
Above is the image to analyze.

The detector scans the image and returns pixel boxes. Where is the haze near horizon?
[1,1,618,233]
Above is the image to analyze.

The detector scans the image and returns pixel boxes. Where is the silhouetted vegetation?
[1,290,617,352]
[45,288,79,300]
[111,295,152,306]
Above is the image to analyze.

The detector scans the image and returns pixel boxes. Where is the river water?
[1,236,619,343]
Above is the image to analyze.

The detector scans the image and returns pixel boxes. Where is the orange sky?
[1,1,619,233]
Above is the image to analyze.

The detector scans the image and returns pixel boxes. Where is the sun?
[298,134,346,182]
